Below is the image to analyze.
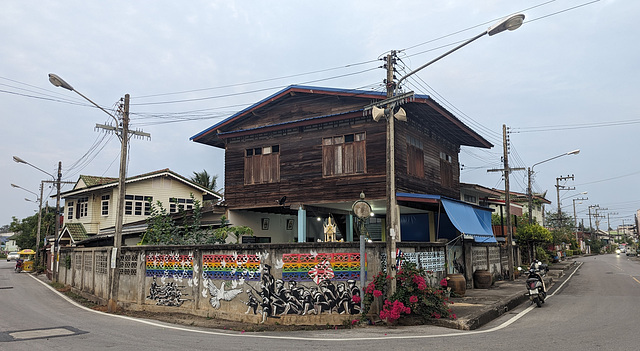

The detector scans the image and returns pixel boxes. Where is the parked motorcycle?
[520,261,548,307]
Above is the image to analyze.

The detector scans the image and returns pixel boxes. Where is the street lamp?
[527,149,580,224]
[49,73,148,313]
[11,183,44,262]
[13,157,61,276]
[371,13,525,292]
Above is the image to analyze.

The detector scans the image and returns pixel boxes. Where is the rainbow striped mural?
[202,254,261,281]
[145,253,193,278]
[282,252,365,283]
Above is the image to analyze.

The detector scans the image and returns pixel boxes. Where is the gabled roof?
[77,175,118,189]
[60,169,221,199]
[61,223,89,242]
[191,85,492,149]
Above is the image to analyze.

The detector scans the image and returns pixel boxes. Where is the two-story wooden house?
[57,169,221,246]
[191,85,497,244]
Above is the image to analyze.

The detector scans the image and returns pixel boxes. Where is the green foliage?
[190,170,218,191]
[361,262,454,324]
[141,196,251,246]
[212,215,253,244]
[535,247,551,264]
[515,222,552,243]
[8,206,56,250]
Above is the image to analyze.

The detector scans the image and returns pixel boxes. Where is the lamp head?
[567,149,580,155]
[48,73,74,91]
[11,183,19,188]
[487,13,525,36]
[13,156,26,164]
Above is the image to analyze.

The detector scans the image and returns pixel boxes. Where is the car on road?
[626,249,637,256]
[6,252,20,261]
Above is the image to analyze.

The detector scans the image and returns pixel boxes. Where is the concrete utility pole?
[555,175,575,216]
[49,74,150,313]
[106,94,129,313]
[573,197,587,243]
[488,125,524,280]
[385,52,399,295]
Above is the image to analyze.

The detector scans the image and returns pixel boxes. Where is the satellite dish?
[394,107,406,121]
[372,106,385,122]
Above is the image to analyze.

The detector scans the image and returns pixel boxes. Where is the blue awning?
[440,199,496,243]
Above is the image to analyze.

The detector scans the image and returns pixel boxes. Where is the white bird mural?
[206,279,243,309]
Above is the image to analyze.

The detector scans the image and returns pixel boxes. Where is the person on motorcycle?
[530,261,547,292]
[15,257,24,272]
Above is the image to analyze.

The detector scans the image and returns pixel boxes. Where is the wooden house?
[191,85,497,244]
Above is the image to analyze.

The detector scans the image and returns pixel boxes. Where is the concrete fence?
[57,241,512,325]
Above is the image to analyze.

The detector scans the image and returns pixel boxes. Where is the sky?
[1,0,638,232]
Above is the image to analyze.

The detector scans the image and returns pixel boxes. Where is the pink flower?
[373,290,383,298]
[418,282,427,291]
[409,295,418,303]
[352,295,362,304]
[450,313,457,320]
[439,277,448,287]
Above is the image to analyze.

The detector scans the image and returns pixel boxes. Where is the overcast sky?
[1,0,637,232]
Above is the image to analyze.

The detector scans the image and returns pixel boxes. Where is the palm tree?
[191,170,218,191]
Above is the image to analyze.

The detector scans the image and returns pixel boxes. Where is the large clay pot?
[447,273,466,297]
[473,269,492,289]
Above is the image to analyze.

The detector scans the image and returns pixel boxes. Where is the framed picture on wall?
[261,218,270,230]
[286,219,294,230]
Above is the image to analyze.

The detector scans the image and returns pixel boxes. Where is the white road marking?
[28,263,582,342]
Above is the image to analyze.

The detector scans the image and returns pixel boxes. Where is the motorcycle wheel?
[534,297,542,308]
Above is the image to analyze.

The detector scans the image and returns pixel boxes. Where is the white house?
[57,169,221,246]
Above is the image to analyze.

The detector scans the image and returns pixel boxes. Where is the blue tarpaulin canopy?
[440,198,496,243]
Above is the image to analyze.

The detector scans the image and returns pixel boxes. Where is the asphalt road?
[1,255,639,351]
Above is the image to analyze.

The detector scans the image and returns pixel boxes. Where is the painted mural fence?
[57,242,512,325]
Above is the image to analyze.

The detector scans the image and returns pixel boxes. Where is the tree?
[515,221,552,264]
[8,206,56,251]
[141,194,243,245]
[190,170,218,191]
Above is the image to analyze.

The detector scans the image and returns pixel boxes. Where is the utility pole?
[385,52,399,296]
[105,94,129,313]
[573,197,587,244]
[488,125,524,280]
[555,175,575,216]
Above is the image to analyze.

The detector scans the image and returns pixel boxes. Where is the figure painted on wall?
[147,277,187,307]
[206,279,243,309]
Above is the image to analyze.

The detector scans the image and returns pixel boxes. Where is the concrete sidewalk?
[433,259,578,330]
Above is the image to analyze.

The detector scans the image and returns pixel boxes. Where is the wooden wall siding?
[225,117,388,209]
[394,121,460,199]
[227,94,378,132]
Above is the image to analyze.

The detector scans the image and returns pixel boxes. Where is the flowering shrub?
[361,261,455,324]
[379,300,411,323]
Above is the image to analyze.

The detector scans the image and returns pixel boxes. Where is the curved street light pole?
[527,149,580,224]
[13,157,62,277]
[49,74,148,313]
[11,183,44,263]
[382,13,525,291]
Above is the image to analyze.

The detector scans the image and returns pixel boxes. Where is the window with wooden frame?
[440,151,453,188]
[322,133,366,177]
[244,145,280,185]
[75,197,88,219]
[407,135,424,178]
[101,195,110,216]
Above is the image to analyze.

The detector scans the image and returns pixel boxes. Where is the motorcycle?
[520,261,548,307]
[15,258,23,273]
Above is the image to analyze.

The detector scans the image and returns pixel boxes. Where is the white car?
[6,252,20,261]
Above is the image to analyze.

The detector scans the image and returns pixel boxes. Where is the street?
[1,255,639,350]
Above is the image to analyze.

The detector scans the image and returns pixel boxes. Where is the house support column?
[346,214,354,242]
[297,207,307,243]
